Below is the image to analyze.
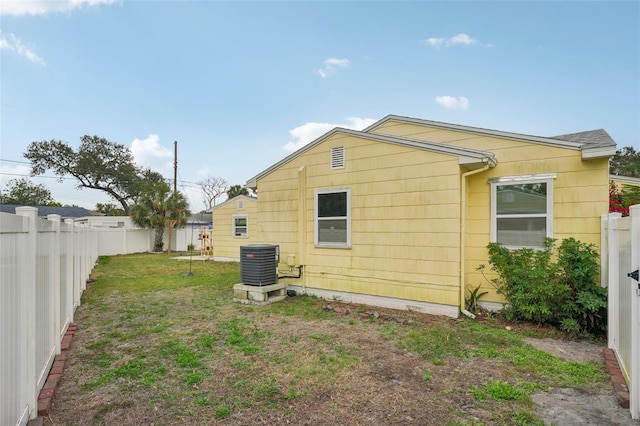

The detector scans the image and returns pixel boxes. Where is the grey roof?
[365,115,616,159]
[0,205,95,218]
[551,129,616,149]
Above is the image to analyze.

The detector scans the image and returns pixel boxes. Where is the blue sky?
[1,0,639,212]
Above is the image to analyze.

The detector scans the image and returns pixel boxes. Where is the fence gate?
[606,205,640,420]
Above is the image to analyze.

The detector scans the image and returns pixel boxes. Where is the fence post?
[608,212,622,349]
[601,214,609,288]
[16,207,38,419]
[630,205,640,420]
[64,219,74,325]
[48,214,62,354]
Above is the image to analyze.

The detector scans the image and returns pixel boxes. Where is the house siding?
[371,120,610,302]
[256,132,464,307]
[211,196,257,260]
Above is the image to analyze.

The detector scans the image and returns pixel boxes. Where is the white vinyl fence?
[96,226,203,255]
[603,205,640,420]
[0,208,207,425]
[1,208,98,426]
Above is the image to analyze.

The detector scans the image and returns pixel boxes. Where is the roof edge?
[209,194,257,211]
[365,115,584,150]
[246,128,497,188]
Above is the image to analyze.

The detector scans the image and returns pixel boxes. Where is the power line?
[0,158,31,164]
[0,172,64,179]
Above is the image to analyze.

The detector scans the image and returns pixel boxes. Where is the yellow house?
[244,115,616,317]
[211,195,257,261]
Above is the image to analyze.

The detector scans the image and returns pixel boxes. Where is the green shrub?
[480,238,607,335]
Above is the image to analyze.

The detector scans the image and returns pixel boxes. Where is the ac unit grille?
[240,244,279,286]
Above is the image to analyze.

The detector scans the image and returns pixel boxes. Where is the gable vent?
[331,146,345,169]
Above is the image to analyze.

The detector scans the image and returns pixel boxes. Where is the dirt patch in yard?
[42,283,637,426]
[524,337,637,425]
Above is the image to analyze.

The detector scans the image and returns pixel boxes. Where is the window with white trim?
[315,188,350,247]
[490,174,555,249]
[233,214,248,238]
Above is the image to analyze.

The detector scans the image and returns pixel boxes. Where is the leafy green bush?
[479,238,607,335]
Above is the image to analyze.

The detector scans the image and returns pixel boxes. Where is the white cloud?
[317,57,350,78]
[0,164,32,185]
[0,0,119,16]
[130,134,173,172]
[423,33,493,48]
[282,116,377,152]
[435,96,470,111]
[0,33,45,65]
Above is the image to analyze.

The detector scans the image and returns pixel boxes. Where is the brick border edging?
[603,347,630,409]
[35,323,77,417]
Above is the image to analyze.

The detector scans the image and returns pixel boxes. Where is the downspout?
[460,163,491,318]
[298,166,307,292]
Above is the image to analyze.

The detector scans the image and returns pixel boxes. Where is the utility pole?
[173,140,178,193]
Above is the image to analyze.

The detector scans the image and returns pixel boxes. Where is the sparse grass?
[47,253,612,426]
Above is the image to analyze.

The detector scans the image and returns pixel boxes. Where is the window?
[315,188,350,247]
[233,215,248,238]
[331,146,345,169]
[490,174,555,249]
[237,200,244,210]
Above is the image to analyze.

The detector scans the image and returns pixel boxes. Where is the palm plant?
[130,183,190,252]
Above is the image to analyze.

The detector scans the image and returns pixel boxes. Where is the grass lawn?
[46,253,609,425]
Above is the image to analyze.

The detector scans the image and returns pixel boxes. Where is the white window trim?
[489,174,556,250]
[314,187,351,248]
[232,214,248,238]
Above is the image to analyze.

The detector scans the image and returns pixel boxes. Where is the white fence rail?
[96,226,203,255]
[1,208,98,426]
[603,206,640,420]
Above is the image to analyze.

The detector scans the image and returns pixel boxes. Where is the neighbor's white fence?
[603,205,640,420]
[0,207,98,426]
[95,226,203,255]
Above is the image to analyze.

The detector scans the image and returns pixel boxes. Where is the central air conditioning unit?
[240,244,279,286]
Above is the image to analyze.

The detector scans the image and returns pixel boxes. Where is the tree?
[226,184,249,199]
[0,178,58,205]
[96,203,126,216]
[610,146,640,177]
[129,183,190,252]
[198,176,228,209]
[24,135,166,214]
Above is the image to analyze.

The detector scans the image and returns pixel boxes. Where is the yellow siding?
[372,120,610,303]
[211,197,257,259]
[256,132,462,306]
[255,120,611,310]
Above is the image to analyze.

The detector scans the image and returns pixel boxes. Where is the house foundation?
[233,282,287,305]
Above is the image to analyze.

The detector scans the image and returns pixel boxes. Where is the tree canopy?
[96,203,126,216]
[130,183,190,252]
[0,178,59,206]
[610,146,640,178]
[226,184,249,199]
[24,135,165,214]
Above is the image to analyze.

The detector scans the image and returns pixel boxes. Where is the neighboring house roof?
[365,115,616,160]
[0,204,96,219]
[247,127,497,188]
[610,174,640,186]
[210,195,257,211]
